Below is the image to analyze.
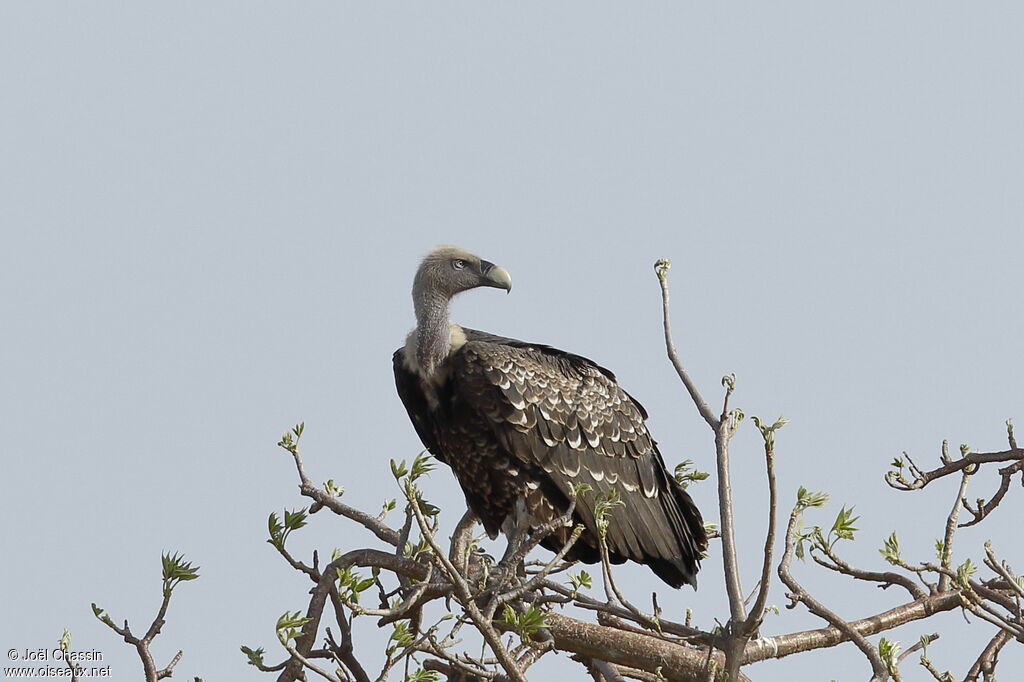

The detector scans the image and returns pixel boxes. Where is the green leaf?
[593,489,625,537]
[752,415,789,448]
[794,521,824,561]
[390,459,408,479]
[284,508,308,532]
[496,604,548,645]
[268,509,307,549]
[240,645,266,668]
[878,637,901,675]
[90,603,113,626]
[569,570,592,592]
[879,532,901,565]
[58,630,72,653]
[161,552,200,595]
[727,408,745,430]
[956,558,977,587]
[406,669,441,682]
[390,621,413,647]
[268,512,283,545]
[654,258,671,280]
[809,527,828,554]
[403,538,432,559]
[796,486,829,509]
[275,611,309,645]
[409,452,436,482]
[917,633,936,658]
[337,565,376,603]
[414,492,441,517]
[674,460,711,489]
[570,482,593,499]
[830,506,859,543]
[336,566,376,604]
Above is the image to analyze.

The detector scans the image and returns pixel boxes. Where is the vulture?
[393,246,707,588]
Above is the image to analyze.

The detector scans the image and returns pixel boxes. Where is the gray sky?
[2,4,1022,680]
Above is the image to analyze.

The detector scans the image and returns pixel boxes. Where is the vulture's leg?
[497,498,535,582]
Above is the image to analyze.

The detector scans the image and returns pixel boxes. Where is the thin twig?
[938,469,971,592]
[654,259,719,430]
[896,633,938,664]
[499,525,584,604]
[982,542,1024,599]
[595,534,661,631]
[287,444,401,546]
[714,419,746,629]
[810,547,927,601]
[95,590,185,682]
[277,549,429,682]
[778,504,889,681]
[741,437,778,636]
[405,484,529,682]
[322,593,371,682]
[961,459,1024,527]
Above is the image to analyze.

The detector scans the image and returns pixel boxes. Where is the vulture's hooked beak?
[481,263,513,293]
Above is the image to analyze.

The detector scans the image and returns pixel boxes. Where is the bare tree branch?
[654,260,745,662]
[964,630,1012,682]
[654,259,719,431]
[778,502,890,681]
[740,430,778,637]
[886,447,1022,492]
[938,469,972,592]
[285,436,402,546]
[92,554,196,682]
[961,459,1024,528]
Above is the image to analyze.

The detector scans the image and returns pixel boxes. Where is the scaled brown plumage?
[394,247,707,588]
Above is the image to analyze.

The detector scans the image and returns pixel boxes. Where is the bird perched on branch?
[393,246,707,588]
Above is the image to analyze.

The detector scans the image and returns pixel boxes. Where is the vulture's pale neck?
[413,284,452,376]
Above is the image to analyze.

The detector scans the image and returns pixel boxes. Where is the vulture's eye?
[452,259,466,270]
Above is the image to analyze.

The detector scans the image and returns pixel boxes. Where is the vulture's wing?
[393,348,445,463]
[450,337,706,587]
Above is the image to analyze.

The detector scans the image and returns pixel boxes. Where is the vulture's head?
[413,246,512,305]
